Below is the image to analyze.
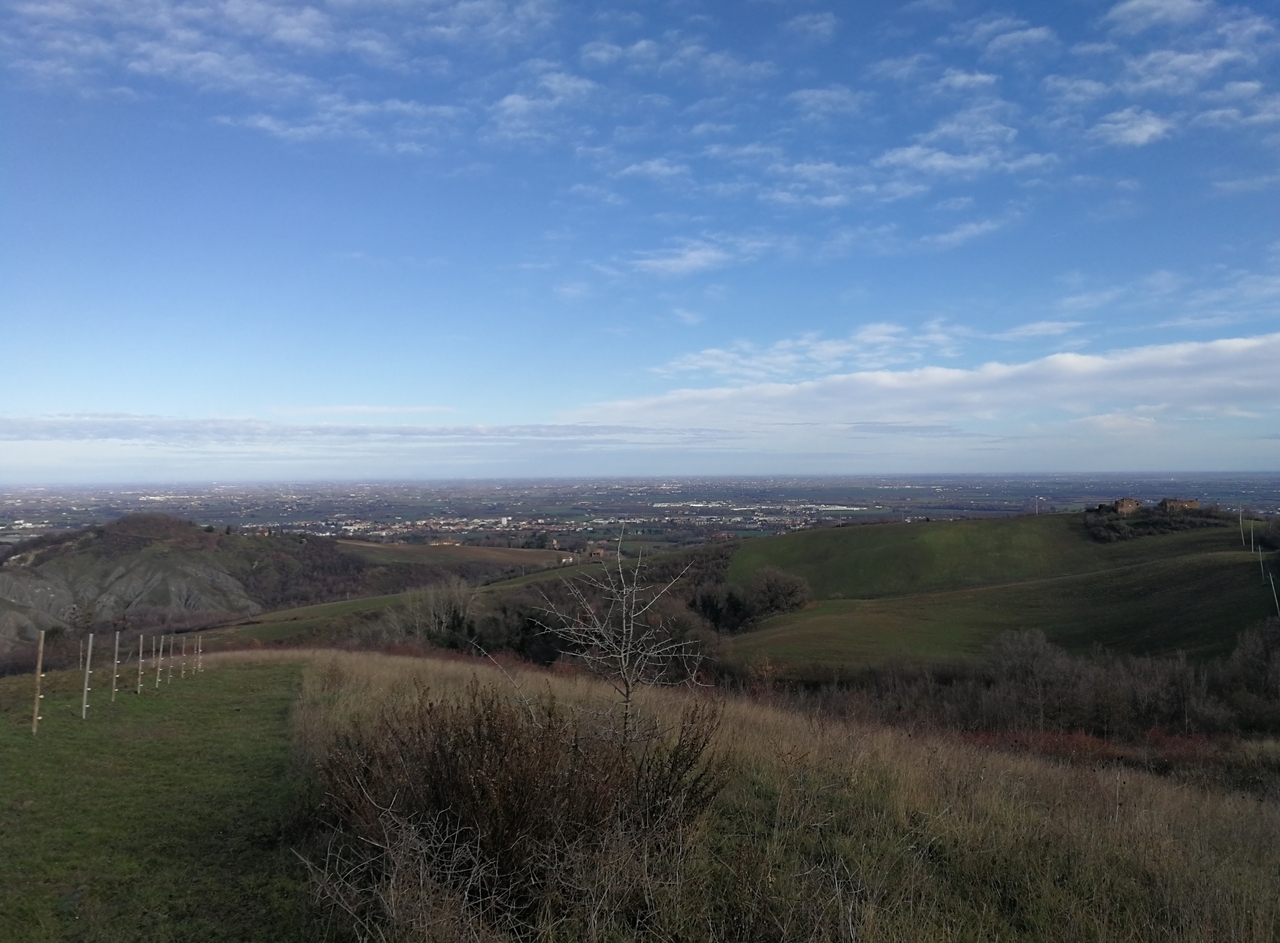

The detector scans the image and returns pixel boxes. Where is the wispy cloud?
[659,322,959,381]
[1103,0,1211,35]
[920,216,1010,248]
[993,320,1084,340]
[1089,107,1174,145]
[788,85,868,119]
[629,233,780,276]
[631,241,734,275]
[584,333,1280,441]
[783,12,839,43]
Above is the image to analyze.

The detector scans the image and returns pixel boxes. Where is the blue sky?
[2,0,1279,481]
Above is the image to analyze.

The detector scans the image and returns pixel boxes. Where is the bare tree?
[538,538,701,735]
[387,576,476,644]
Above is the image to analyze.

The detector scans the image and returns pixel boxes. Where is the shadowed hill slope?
[723,514,1277,669]
[0,515,564,650]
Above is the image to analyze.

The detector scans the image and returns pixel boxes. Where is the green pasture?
[207,592,409,645]
[727,514,1240,599]
[729,549,1278,669]
[0,662,312,942]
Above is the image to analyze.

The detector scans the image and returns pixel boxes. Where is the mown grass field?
[726,514,1276,669]
[0,660,312,942]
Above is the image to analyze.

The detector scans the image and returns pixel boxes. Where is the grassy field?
[728,514,1241,598]
[725,514,1276,669]
[206,592,410,645]
[204,515,1276,667]
[0,659,312,943]
[337,539,568,568]
[296,651,1280,942]
[729,550,1275,666]
[6,648,1280,941]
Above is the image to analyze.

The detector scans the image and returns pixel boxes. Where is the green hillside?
[724,514,1278,669]
[728,514,1239,599]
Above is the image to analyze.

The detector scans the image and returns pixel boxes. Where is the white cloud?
[1043,75,1110,102]
[936,69,998,90]
[920,216,1009,248]
[631,241,734,275]
[876,146,992,175]
[660,322,931,381]
[983,26,1058,59]
[1060,288,1126,310]
[783,12,839,42]
[866,54,931,81]
[993,320,1084,339]
[659,322,959,381]
[1103,0,1211,34]
[485,70,596,142]
[788,84,868,118]
[1122,48,1248,95]
[582,333,1280,440]
[617,158,689,179]
[1089,106,1174,145]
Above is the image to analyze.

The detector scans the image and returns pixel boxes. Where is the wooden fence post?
[31,630,45,735]
[167,635,174,684]
[198,635,204,673]
[137,635,144,695]
[1270,573,1279,619]
[181,636,187,680]
[154,635,162,689]
[112,631,121,702]
[81,633,94,721]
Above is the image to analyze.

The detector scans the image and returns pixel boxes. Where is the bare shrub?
[305,682,723,941]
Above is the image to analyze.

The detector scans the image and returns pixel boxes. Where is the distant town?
[4,475,1279,549]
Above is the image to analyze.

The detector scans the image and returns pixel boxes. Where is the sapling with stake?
[31,630,45,736]
[111,630,120,702]
[81,633,94,721]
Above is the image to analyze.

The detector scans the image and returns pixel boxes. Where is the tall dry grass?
[284,650,1280,942]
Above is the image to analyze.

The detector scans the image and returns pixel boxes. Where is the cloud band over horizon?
[2,333,1276,482]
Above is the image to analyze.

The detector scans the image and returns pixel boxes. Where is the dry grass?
[281,650,1280,941]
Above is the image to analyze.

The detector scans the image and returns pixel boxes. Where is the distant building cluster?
[1106,497,1200,515]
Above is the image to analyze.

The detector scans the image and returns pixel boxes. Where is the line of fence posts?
[32,629,207,735]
